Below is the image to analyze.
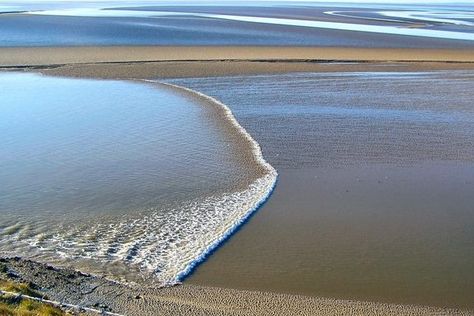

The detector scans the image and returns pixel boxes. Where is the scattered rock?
[46,265,58,271]
[93,302,111,311]
[6,269,20,279]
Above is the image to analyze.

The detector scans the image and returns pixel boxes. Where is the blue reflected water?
[1,1,474,47]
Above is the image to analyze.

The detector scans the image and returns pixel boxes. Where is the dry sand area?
[1,46,474,315]
[2,46,474,80]
[1,46,474,68]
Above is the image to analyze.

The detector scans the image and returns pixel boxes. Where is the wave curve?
[6,78,278,286]
[153,81,278,283]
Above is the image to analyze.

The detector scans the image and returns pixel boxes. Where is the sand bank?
[1,46,473,80]
[1,46,474,68]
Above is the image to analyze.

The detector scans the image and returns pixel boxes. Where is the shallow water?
[172,71,474,308]
[25,8,474,41]
[170,71,474,168]
[1,2,474,47]
[0,72,275,284]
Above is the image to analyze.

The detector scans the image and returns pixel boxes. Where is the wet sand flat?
[187,164,474,308]
[2,46,474,67]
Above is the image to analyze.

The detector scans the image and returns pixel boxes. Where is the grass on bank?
[0,279,67,316]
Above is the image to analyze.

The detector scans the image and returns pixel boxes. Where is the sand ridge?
[1,46,474,68]
[4,61,474,82]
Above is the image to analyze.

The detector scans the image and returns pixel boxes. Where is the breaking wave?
[157,82,278,283]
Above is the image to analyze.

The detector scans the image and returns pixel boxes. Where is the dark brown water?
[171,71,474,308]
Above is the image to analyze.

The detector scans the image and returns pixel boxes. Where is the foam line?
[176,175,278,282]
[148,80,278,283]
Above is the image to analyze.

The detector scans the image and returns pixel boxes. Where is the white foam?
[194,12,474,41]
[158,81,278,283]
[325,10,474,27]
[379,10,474,26]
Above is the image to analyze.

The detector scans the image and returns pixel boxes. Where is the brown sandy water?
[170,71,474,308]
[188,164,474,308]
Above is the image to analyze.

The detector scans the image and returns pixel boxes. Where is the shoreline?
[1,256,472,316]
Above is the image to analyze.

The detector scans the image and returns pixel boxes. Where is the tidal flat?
[1,0,474,314]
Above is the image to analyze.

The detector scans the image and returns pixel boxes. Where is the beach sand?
[1,46,474,68]
[1,47,474,315]
[1,257,472,316]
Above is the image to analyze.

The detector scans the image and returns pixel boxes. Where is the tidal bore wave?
[1,75,277,286]
[156,81,278,283]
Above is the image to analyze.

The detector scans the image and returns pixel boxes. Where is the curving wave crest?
[157,81,278,284]
[1,76,277,286]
